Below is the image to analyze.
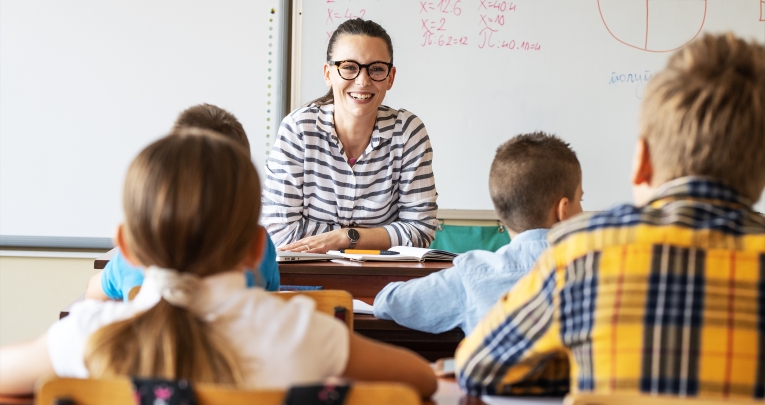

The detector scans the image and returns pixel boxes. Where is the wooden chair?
[564,393,763,405]
[36,377,420,405]
[271,290,354,330]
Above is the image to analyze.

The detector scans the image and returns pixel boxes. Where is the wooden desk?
[278,259,452,304]
[355,314,464,361]
[93,249,462,361]
[96,248,452,303]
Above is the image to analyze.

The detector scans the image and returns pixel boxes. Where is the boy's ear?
[555,197,571,222]
[631,139,653,186]
[115,224,141,267]
[244,226,267,269]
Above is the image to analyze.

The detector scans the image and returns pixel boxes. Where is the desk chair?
[564,393,762,405]
[36,377,420,405]
[271,290,354,330]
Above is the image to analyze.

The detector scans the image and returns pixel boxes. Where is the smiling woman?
[262,18,439,254]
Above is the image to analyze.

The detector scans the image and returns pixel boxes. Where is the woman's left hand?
[278,229,348,253]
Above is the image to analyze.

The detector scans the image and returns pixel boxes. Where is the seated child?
[85,103,279,301]
[374,132,583,334]
[0,128,437,396]
[456,33,765,399]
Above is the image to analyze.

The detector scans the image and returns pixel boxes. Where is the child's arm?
[85,249,144,301]
[342,332,437,398]
[85,270,109,300]
[0,333,53,395]
[373,267,467,334]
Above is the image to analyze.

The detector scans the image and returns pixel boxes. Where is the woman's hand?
[279,229,348,253]
[278,227,392,253]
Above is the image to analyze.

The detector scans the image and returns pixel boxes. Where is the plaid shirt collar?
[646,176,753,208]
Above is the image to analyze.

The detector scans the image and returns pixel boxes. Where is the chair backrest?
[36,377,420,405]
[271,290,354,330]
[564,393,762,405]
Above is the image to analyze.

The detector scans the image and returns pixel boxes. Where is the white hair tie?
[144,266,200,309]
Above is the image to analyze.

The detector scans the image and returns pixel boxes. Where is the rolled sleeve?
[374,266,467,334]
[384,117,438,247]
[262,117,308,246]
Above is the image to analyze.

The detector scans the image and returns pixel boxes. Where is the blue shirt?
[101,234,280,300]
[373,228,549,334]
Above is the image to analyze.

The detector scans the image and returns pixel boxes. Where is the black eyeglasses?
[329,60,393,81]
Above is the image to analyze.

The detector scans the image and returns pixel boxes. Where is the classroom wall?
[0,255,100,346]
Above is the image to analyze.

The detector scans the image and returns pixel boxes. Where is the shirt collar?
[313,103,388,150]
[508,228,549,246]
[647,176,752,208]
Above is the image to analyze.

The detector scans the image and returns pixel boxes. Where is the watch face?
[347,228,360,241]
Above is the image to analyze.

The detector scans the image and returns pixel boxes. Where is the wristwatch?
[346,228,360,249]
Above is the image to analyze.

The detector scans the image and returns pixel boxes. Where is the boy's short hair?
[639,32,765,201]
[489,132,580,233]
[173,103,250,155]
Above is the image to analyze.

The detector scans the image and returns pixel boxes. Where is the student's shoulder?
[53,299,136,337]
[232,289,348,349]
[547,203,643,246]
[452,248,506,272]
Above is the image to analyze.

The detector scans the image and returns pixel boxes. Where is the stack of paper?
[352,299,374,315]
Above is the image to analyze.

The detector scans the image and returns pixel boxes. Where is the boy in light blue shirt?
[86,104,280,300]
[373,132,583,334]
[96,235,279,300]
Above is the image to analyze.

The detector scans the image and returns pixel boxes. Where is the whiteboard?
[294,0,765,213]
[0,0,288,245]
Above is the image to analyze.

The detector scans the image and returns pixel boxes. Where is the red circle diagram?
[598,0,707,53]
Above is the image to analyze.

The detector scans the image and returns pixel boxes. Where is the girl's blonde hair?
[84,127,262,385]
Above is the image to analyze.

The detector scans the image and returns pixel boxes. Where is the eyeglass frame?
[328,60,394,81]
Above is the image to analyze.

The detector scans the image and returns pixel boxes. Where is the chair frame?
[272,290,354,330]
[36,377,420,405]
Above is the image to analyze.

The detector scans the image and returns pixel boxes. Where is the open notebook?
[327,246,456,262]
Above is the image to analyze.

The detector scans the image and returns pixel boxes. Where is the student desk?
[93,249,463,362]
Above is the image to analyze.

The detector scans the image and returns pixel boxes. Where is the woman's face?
[323,34,396,122]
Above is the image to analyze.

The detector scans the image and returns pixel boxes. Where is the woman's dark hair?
[309,18,394,106]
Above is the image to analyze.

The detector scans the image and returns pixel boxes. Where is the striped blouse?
[262,104,438,248]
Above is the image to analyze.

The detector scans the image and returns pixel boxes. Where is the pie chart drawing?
[598,0,707,52]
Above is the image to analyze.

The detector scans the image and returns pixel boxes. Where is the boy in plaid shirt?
[456,33,765,399]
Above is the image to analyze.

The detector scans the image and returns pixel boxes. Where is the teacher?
[262,18,438,253]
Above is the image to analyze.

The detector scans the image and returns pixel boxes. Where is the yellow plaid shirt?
[456,177,765,398]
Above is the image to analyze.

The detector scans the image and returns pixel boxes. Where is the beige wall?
[0,255,101,346]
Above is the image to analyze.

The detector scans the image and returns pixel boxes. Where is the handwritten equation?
[419,0,540,50]
[323,0,541,52]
